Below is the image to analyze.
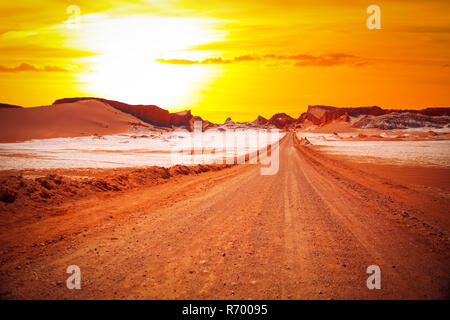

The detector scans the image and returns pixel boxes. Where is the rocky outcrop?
[189,116,217,131]
[316,106,385,125]
[115,103,171,126]
[337,112,350,122]
[387,107,450,117]
[297,112,321,126]
[298,105,386,127]
[253,116,268,125]
[51,98,450,131]
[306,105,336,119]
[267,113,296,129]
[170,110,192,126]
[224,117,234,125]
[352,112,450,130]
[53,97,198,128]
[300,105,450,127]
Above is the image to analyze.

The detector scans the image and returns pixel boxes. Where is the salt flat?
[296,132,450,168]
[0,128,283,170]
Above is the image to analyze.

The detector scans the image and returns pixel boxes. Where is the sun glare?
[73,15,225,108]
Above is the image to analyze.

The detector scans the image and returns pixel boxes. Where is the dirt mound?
[293,133,312,146]
[299,138,312,145]
[0,99,150,142]
[0,164,233,209]
[0,188,17,203]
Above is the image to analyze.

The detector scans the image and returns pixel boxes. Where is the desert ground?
[2,0,450,304]
[0,130,448,299]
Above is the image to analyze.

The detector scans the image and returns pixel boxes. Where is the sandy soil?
[0,133,448,299]
[0,100,150,143]
[325,156,450,190]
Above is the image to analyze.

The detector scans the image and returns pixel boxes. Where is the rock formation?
[53,97,197,129]
[267,113,296,129]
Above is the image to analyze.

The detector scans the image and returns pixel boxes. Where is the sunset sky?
[0,0,449,122]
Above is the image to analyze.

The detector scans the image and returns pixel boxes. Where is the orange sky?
[0,0,449,122]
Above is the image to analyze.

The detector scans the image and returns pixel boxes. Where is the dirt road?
[0,133,448,299]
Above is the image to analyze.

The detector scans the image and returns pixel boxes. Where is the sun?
[72,14,225,108]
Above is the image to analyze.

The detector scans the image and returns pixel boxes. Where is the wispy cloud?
[155,53,368,67]
[291,53,368,67]
[154,58,200,65]
[155,55,262,65]
[0,63,70,73]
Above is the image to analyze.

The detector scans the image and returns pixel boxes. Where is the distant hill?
[353,112,450,130]
[53,97,196,129]
[295,105,450,129]
[0,103,22,109]
[0,99,150,142]
[2,97,449,141]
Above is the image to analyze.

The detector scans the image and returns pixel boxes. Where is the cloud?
[156,55,261,65]
[154,58,199,65]
[0,63,70,73]
[290,53,367,67]
[155,57,233,65]
[155,53,368,67]
[233,55,261,62]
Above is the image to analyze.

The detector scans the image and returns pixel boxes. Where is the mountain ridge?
[3,97,449,132]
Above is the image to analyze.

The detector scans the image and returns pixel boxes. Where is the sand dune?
[0,99,149,143]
